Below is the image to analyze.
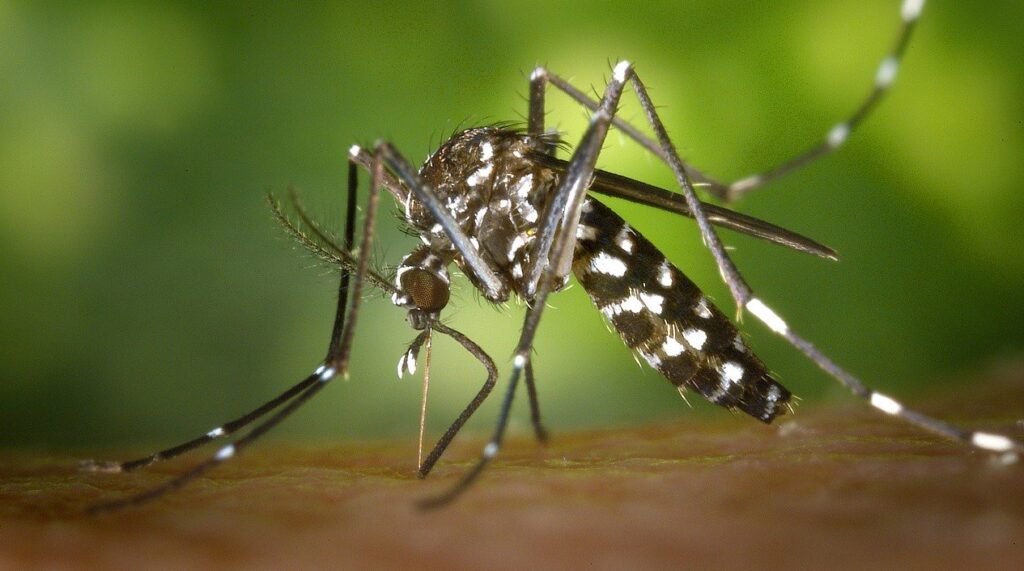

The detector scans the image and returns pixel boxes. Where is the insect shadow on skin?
[81,0,1021,514]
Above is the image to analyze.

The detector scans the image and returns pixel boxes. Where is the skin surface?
[3,362,1023,570]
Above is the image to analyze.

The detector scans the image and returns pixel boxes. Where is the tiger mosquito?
[84,0,1021,513]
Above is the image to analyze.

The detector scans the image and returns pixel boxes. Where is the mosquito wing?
[533,153,837,260]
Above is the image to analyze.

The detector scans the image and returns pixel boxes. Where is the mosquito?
[84,0,1020,513]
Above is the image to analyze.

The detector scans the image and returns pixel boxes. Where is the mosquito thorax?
[411,127,561,300]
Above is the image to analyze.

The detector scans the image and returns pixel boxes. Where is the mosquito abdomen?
[572,197,791,422]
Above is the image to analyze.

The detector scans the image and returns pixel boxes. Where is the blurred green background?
[2,1,1022,452]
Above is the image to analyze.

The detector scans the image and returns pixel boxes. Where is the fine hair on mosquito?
[82,0,1021,514]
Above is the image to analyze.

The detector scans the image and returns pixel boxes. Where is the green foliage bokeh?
[2,1,1022,449]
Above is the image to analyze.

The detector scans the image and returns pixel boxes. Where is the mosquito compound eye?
[400,268,450,313]
[395,246,451,313]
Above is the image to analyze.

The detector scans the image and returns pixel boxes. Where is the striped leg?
[79,373,323,475]
[625,61,1023,458]
[81,165,365,478]
[87,149,385,513]
[370,142,509,303]
[530,0,927,203]
[723,0,927,201]
[624,62,1022,457]
[538,50,1022,461]
[744,298,1022,458]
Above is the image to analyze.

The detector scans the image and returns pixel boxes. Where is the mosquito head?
[392,246,451,329]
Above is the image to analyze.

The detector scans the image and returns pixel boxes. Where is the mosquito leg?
[88,150,385,513]
[500,75,552,443]
[82,163,364,477]
[527,65,547,137]
[324,152,379,369]
[347,146,408,205]
[724,0,927,201]
[524,359,548,444]
[418,61,634,509]
[86,373,333,514]
[536,69,718,189]
[526,65,560,157]
[622,65,1022,458]
[80,373,322,474]
[537,0,926,202]
[371,143,509,303]
[416,348,519,510]
[523,62,633,297]
[749,297,1023,458]
[625,69,756,313]
[416,322,498,478]
[506,76,552,444]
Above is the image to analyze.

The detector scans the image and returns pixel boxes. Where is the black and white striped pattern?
[409,127,562,300]
[391,246,451,315]
[573,197,790,422]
